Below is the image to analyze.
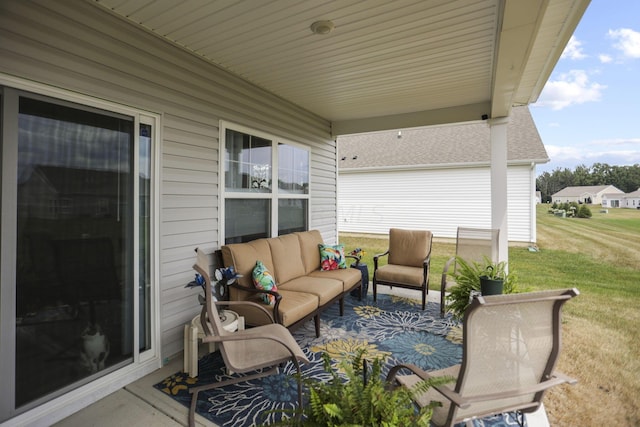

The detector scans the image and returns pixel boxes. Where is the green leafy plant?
[276,349,451,426]
[446,256,518,320]
[577,205,592,218]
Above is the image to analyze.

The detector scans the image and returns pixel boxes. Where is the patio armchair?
[441,227,499,317]
[373,228,432,310]
[188,248,309,427]
[386,288,579,427]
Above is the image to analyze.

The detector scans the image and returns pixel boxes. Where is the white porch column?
[489,117,509,263]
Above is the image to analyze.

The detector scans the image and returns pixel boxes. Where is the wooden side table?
[183,309,245,377]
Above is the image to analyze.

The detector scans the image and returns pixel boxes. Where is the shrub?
[577,205,592,218]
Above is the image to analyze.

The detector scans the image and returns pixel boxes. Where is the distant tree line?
[536,163,640,203]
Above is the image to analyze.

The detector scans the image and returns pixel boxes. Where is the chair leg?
[339,297,344,316]
[373,278,377,302]
[314,315,320,338]
[422,289,426,310]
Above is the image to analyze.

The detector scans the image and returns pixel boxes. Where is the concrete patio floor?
[53,287,550,427]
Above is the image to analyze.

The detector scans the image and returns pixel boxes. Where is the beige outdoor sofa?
[220,230,362,337]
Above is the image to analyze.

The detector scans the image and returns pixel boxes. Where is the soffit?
[92,0,589,135]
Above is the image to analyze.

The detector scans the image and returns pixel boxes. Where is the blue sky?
[529,0,640,174]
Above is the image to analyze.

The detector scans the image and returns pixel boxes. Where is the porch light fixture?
[310,20,335,35]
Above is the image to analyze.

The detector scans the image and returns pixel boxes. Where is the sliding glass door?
[0,87,156,421]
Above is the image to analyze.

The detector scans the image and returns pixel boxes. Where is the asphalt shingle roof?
[337,106,548,170]
[552,185,621,197]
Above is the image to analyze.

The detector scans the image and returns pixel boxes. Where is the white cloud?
[599,54,612,63]
[608,28,640,58]
[560,36,587,60]
[589,137,640,146]
[535,70,606,110]
[541,143,640,172]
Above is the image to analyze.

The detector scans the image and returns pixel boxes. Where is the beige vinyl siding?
[0,0,335,358]
[338,165,535,242]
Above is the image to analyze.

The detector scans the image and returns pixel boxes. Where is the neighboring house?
[552,185,624,205]
[602,192,624,208]
[0,1,587,425]
[623,188,640,209]
[337,107,548,243]
[603,188,640,209]
[536,191,542,204]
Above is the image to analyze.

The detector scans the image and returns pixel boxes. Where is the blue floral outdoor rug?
[154,294,527,426]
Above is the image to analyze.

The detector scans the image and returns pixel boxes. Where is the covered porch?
[0,0,589,425]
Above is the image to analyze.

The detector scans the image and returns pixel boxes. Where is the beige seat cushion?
[231,290,318,328]
[375,264,424,287]
[278,276,343,305]
[388,228,432,267]
[307,267,362,292]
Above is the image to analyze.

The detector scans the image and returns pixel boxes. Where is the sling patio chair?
[441,227,499,317]
[386,288,579,427]
[188,248,309,427]
[373,228,432,310]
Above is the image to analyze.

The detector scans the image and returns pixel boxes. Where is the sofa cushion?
[278,276,343,306]
[252,260,278,305]
[388,228,432,267]
[222,239,274,300]
[295,230,324,275]
[375,264,424,287]
[319,243,347,271]
[307,267,362,293]
[231,290,318,328]
[267,234,305,284]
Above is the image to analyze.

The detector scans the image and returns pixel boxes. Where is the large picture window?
[0,87,157,420]
[222,124,309,244]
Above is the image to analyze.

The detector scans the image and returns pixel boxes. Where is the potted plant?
[446,256,518,320]
[479,260,508,296]
[276,349,451,426]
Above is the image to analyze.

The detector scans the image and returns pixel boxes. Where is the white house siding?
[1,0,335,373]
[338,165,534,242]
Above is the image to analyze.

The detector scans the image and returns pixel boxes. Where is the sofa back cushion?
[388,228,432,267]
[295,230,324,274]
[267,233,305,284]
[222,239,274,299]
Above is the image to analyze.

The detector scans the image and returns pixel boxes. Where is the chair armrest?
[441,256,456,288]
[423,253,431,289]
[215,300,275,324]
[385,363,465,408]
[458,372,577,405]
[442,256,456,275]
[227,283,284,324]
[373,250,389,271]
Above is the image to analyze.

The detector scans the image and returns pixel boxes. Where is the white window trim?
[219,120,310,244]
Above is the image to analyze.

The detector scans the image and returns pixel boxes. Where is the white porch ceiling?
[92,0,590,135]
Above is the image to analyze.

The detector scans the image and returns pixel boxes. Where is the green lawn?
[340,204,640,426]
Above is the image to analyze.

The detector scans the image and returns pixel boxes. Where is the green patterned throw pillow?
[252,260,277,305]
